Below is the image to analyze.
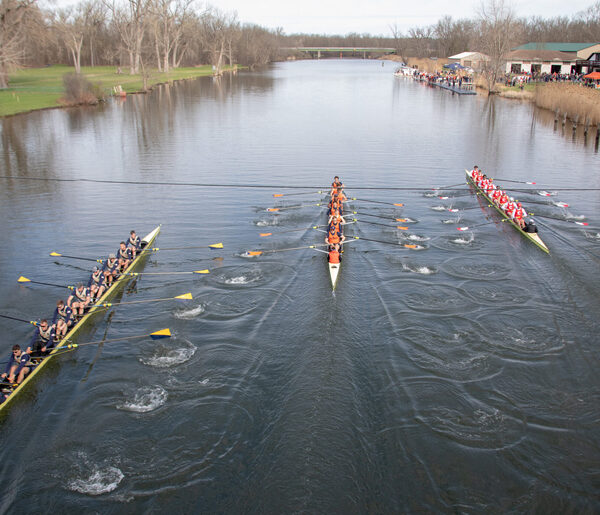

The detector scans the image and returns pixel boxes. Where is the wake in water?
[400,233,430,242]
[431,205,447,211]
[175,303,205,319]
[141,340,196,368]
[402,263,437,275]
[255,218,279,227]
[441,218,460,224]
[583,231,600,241]
[451,232,475,245]
[116,385,168,413]
[66,452,124,496]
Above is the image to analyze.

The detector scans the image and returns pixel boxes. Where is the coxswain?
[1,345,31,385]
[117,241,132,271]
[331,176,344,193]
[523,218,538,233]
[28,319,55,358]
[68,283,91,316]
[87,266,106,300]
[126,230,141,259]
[326,222,345,245]
[52,299,73,340]
[103,253,119,286]
[328,243,341,264]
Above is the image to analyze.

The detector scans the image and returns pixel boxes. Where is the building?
[448,52,488,71]
[506,43,600,75]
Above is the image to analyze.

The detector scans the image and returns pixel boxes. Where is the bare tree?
[200,8,237,75]
[149,0,194,73]
[106,0,150,74]
[0,0,38,88]
[408,26,433,58]
[389,23,409,63]
[54,7,86,73]
[476,0,520,93]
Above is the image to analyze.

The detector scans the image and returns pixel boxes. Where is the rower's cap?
[510,197,514,201]
[517,202,522,207]
[109,253,116,259]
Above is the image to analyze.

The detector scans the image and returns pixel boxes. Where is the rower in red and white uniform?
[499,192,510,210]
[485,179,496,195]
[503,197,516,214]
[470,166,480,179]
[492,188,503,205]
[511,202,527,229]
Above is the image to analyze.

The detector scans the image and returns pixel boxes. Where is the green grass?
[0,64,226,117]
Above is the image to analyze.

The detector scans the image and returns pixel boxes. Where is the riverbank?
[0,65,232,117]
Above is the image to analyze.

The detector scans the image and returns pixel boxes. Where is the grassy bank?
[0,65,225,117]
[534,83,600,125]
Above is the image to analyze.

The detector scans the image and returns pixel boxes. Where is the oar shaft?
[52,254,103,263]
[0,314,37,325]
[23,280,72,289]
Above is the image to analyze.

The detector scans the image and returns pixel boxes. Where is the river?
[0,59,599,513]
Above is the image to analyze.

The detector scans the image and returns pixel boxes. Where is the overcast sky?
[211,0,594,35]
[52,0,595,36]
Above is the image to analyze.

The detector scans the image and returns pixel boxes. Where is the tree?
[54,7,86,73]
[106,0,150,74]
[149,0,194,72]
[476,0,520,93]
[0,0,37,88]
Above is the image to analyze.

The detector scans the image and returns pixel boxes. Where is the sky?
[212,0,595,36]
[52,0,596,36]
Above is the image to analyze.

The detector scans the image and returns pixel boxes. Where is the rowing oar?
[123,269,211,275]
[355,219,410,231]
[273,190,327,197]
[0,314,38,326]
[260,219,357,237]
[456,220,508,231]
[350,236,420,249]
[433,183,465,189]
[149,243,223,251]
[349,198,404,207]
[51,328,172,357]
[266,202,324,212]
[245,244,329,257]
[50,252,104,263]
[528,213,589,226]
[97,293,192,308]
[349,211,411,223]
[17,276,74,290]
[491,178,536,185]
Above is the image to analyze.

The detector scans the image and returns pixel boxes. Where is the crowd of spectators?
[504,71,599,89]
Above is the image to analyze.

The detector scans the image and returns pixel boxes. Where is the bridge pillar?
[363,51,366,59]
[317,50,321,59]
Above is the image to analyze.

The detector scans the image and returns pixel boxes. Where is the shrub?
[62,73,104,105]
[535,83,600,125]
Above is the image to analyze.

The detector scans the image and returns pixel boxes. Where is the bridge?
[284,47,397,59]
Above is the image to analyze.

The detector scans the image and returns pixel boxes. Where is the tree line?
[1,0,599,90]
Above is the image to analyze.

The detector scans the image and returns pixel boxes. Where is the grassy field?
[0,65,223,117]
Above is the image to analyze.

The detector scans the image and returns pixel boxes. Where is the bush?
[62,73,104,105]
[535,83,600,125]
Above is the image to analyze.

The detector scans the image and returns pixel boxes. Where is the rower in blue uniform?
[103,253,119,287]
[127,230,141,259]
[117,241,132,271]
[88,266,106,300]
[1,345,31,385]
[52,299,73,340]
[28,319,55,358]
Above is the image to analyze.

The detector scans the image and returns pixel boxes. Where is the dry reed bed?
[534,83,600,126]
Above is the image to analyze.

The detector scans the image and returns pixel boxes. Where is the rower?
[52,299,73,340]
[498,192,509,210]
[503,196,516,215]
[68,283,91,316]
[334,187,347,204]
[28,319,55,358]
[103,253,119,286]
[117,241,132,271]
[328,196,343,215]
[331,176,344,194]
[492,188,503,205]
[328,243,341,264]
[470,166,480,179]
[127,230,141,259]
[1,345,31,385]
[512,202,527,229]
[87,266,106,300]
[326,222,345,246]
[328,212,346,226]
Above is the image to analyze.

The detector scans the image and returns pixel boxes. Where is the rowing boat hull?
[0,225,161,414]
[465,170,549,253]
[329,262,340,291]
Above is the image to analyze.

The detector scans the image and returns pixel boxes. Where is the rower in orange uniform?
[328,243,341,264]
[331,176,344,194]
[325,222,345,246]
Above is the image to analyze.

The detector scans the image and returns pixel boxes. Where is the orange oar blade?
[396,218,407,222]
[273,194,284,197]
[394,203,404,207]
[404,244,418,249]
[397,226,409,230]
[246,251,263,256]
[259,233,272,237]
[267,208,279,212]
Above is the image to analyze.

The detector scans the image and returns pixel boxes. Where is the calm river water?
[1,59,599,513]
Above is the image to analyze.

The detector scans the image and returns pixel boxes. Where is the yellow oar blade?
[175,293,193,300]
[259,233,272,237]
[209,243,224,249]
[17,276,31,283]
[49,252,62,257]
[193,270,210,274]
[150,328,172,340]
[397,226,409,231]
[394,203,404,207]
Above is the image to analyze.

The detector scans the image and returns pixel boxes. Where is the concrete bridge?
[284,47,396,59]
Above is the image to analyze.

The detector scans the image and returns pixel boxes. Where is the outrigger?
[0,226,163,413]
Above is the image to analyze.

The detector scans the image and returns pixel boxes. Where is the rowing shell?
[0,225,161,414]
[329,261,340,291]
[465,170,549,253]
